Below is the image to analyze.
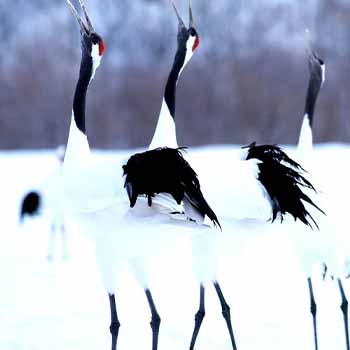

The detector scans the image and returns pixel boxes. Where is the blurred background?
[0,0,349,149]
[1,2,349,349]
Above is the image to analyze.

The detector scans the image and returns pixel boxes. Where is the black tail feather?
[123,147,221,229]
[20,191,41,223]
[245,143,324,229]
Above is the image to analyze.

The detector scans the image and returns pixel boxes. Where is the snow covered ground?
[1,143,349,350]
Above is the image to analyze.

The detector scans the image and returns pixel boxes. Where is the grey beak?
[189,0,194,27]
[78,0,95,32]
[66,0,94,34]
[171,0,186,29]
[304,29,319,63]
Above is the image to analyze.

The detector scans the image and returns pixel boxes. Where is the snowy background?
[1,144,350,350]
[1,0,349,349]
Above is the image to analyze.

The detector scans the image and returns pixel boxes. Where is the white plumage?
[187,148,272,221]
[139,5,324,350]
[62,2,218,350]
[282,36,350,350]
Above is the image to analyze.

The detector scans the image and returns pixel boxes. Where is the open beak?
[171,0,186,30]
[304,29,320,64]
[189,0,194,28]
[304,29,325,83]
[171,0,195,29]
[66,0,95,35]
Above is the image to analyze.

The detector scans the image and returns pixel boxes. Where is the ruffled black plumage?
[123,147,221,228]
[20,191,41,222]
[244,142,324,229]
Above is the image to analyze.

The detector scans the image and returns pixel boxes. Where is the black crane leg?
[47,223,56,261]
[60,224,68,259]
[338,278,350,350]
[109,293,120,350]
[189,284,205,350]
[213,281,237,350]
[307,277,318,350]
[145,289,161,350]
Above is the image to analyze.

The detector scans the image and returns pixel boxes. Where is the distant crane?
[63,2,219,350]
[296,34,349,350]
[19,145,67,260]
[297,33,325,160]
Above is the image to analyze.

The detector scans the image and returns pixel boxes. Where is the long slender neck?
[164,46,187,120]
[149,45,187,149]
[303,68,322,127]
[297,114,313,157]
[298,67,323,156]
[64,52,94,170]
[73,53,93,134]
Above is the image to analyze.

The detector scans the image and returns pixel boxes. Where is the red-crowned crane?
[295,33,349,350]
[149,4,325,349]
[62,1,219,350]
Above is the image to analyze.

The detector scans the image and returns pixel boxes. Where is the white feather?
[180,36,196,75]
[320,63,326,85]
[91,43,101,80]
[63,135,214,293]
[149,99,178,149]
[186,149,272,221]
[64,115,91,172]
[297,114,313,162]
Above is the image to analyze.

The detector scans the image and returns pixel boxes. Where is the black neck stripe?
[304,70,322,127]
[164,44,187,120]
[73,53,93,134]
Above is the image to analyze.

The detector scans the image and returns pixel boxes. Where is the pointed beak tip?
[189,1,194,27]
[171,0,186,28]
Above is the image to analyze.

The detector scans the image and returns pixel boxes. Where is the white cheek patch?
[320,63,326,85]
[183,36,196,67]
[91,43,102,80]
[187,35,196,52]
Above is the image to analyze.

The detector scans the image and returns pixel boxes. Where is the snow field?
[1,144,349,350]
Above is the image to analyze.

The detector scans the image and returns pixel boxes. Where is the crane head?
[171,0,200,56]
[305,30,325,85]
[66,0,106,61]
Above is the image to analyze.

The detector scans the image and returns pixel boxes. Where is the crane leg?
[189,284,205,350]
[213,281,237,350]
[108,293,120,350]
[47,223,56,261]
[307,277,318,350]
[338,278,350,350]
[60,223,68,260]
[145,289,161,350]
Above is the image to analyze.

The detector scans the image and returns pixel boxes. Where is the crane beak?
[304,29,325,83]
[304,29,319,64]
[171,0,186,30]
[66,0,94,35]
[78,0,95,33]
[189,0,194,28]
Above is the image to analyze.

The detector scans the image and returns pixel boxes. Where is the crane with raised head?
[63,1,219,350]
[150,2,327,349]
[295,35,349,350]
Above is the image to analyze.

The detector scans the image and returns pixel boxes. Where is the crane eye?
[189,28,197,37]
[91,33,98,44]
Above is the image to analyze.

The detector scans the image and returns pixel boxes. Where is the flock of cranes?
[18,0,348,350]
